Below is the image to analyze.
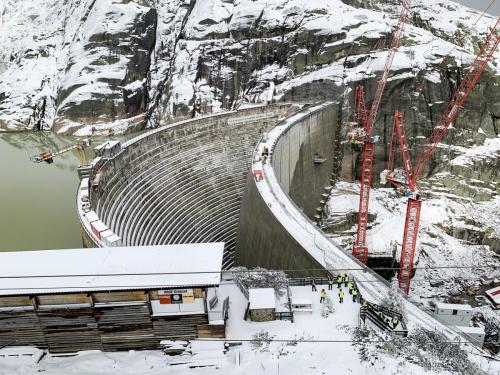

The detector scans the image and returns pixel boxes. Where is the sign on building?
[159,289,194,304]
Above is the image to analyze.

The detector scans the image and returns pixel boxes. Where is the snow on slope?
[0,0,155,134]
[149,0,499,114]
[451,135,500,167]
[325,182,500,308]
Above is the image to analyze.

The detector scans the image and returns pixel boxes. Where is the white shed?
[248,288,276,322]
[456,326,485,347]
[433,302,473,326]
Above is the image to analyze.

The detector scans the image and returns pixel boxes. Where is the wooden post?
[30,296,38,310]
[203,288,208,314]
[145,291,153,315]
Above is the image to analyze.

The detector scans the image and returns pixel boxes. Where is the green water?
[0,132,85,251]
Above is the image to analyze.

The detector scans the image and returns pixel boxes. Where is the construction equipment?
[349,0,412,264]
[382,18,500,294]
[31,139,92,166]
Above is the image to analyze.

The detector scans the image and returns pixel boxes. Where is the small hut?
[248,288,276,322]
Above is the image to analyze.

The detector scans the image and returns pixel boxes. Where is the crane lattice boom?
[411,18,500,185]
[365,0,412,136]
[351,0,412,264]
[392,17,499,294]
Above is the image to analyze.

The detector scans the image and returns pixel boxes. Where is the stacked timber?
[38,307,102,353]
[152,314,208,341]
[0,311,46,347]
[197,323,226,338]
[95,303,157,351]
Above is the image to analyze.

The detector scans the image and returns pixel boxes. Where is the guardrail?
[208,296,230,323]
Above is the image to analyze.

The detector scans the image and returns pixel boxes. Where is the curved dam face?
[83,104,293,267]
[235,103,340,274]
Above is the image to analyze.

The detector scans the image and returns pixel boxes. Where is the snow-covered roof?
[291,298,312,305]
[249,288,275,310]
[485,286,500,304]
[94,140,120,151]
[0,243,224,296]
[456,326,485,335]
[84,211,99,222]
[435,302,472,311]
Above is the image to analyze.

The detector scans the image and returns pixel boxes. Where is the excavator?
[30,139,92,166]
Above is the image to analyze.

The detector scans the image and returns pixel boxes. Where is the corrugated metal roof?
[0,243,224,296]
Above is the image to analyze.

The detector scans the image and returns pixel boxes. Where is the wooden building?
[0,243,228,353]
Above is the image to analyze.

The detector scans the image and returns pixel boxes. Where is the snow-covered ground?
[325,181,500,312]
[3,282,495,375]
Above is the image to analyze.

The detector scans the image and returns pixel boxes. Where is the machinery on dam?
[31,138,92,165]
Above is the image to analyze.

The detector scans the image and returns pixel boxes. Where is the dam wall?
[235,103,339,275]
[81,104,294,267]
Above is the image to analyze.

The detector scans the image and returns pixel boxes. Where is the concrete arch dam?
[78,101,469,344]
[80,102,341,269]
[82,104,297,267]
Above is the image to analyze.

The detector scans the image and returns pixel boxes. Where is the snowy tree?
[232,266,288,297]
[380,279,407,321]
[406,328,485,375]
[320,296,335,318]
[251,330,275,352]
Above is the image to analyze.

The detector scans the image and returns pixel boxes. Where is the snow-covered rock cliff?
[0,0,498,137]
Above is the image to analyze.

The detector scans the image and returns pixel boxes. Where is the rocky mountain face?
[0,0,498,196]
[0,0,157,134]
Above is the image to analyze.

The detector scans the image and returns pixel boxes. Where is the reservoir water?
[0,132,84,251]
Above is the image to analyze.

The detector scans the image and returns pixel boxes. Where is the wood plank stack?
[152,314,208,341]
[38,308,102,353]
[197,323,226,338]
[95,304,157,351]
[0,311,46,347]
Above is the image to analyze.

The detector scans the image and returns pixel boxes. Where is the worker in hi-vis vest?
[338,289,344,303]
[352,289,358,302]
[320,289,327,303]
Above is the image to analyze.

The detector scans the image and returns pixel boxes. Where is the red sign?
[159,295,172,304]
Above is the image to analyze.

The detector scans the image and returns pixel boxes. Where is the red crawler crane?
[383,18,500,294]
[350,0,412,264]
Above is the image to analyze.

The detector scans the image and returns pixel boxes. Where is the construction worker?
[343,273,349,287]
[360,310,366,325]
[320,289,327,303]
[348,282,354,295]
[311,278,317,292]
[328,277,333,290]
[392,317,399,329]
[338,289,344,303]
[336,274,342,289]
[352,289,358,302]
